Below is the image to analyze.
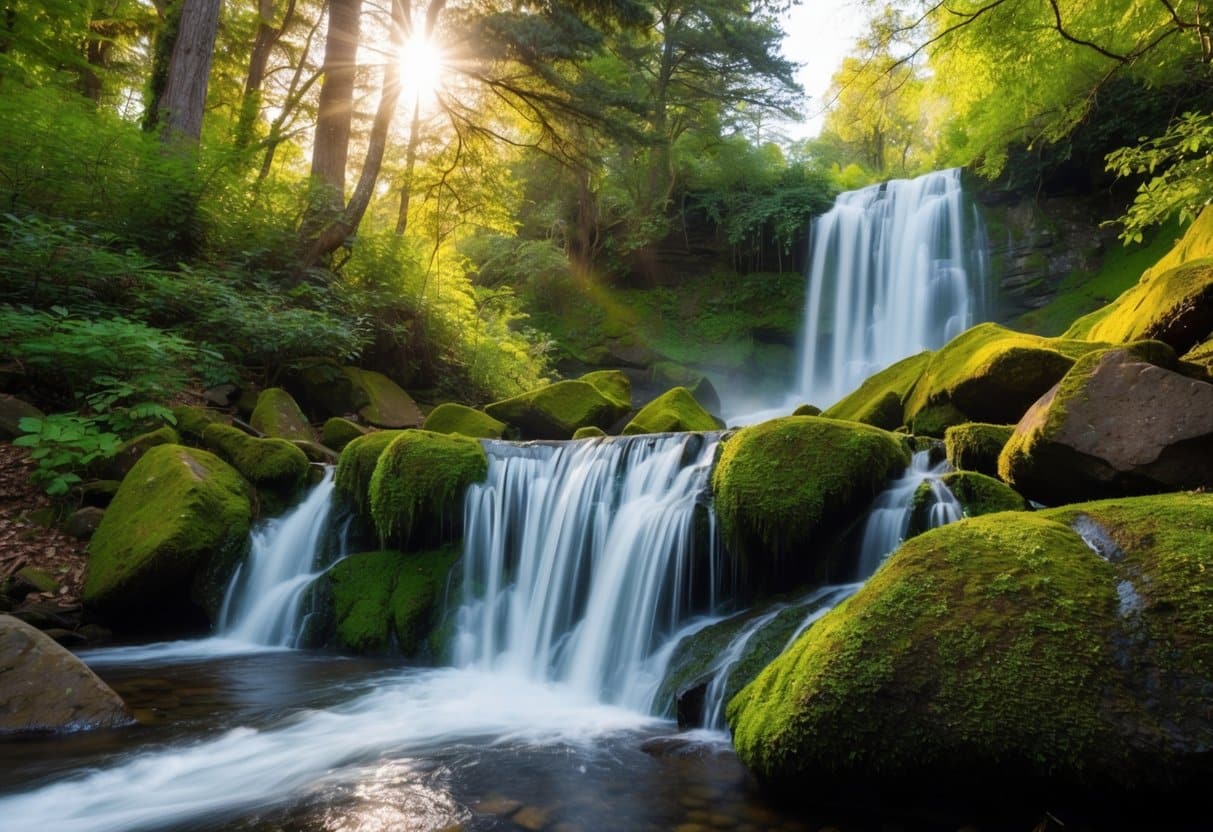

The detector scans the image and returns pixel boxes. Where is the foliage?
[12,414,122,495]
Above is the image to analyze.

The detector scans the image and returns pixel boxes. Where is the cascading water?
[455,433,722,709]
[855,449,963,578]
[797,168,987,408]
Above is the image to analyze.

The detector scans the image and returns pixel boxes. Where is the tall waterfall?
[454,434,722,709]
[798,168,986,408]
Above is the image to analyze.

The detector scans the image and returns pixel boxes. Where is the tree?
[310,0,362,201]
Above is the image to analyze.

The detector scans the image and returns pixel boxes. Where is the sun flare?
[398,34,446,107]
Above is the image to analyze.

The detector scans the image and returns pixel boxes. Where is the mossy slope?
[85,445,251,625]
[368,430,487,543]
[421,403,507,439]
[622,386,718,435]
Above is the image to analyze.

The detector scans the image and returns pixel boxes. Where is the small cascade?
[855,450,963,578]
[699,605,785,729]
[220,467,342,647]
[455,433,722,709]
[798,168,986,408]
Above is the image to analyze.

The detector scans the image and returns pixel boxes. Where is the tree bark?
[158,0,222,141]
[394,98,423,235]
[310,0,362,200]
[235,0,297,148]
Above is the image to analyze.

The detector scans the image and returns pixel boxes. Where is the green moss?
[579,370,631,410]
[901,323,1105,434]
[368,430,487,543]
[485,379,628,439]
[792,404,822,416]
[728,513,1122,788]
[711,416,910,583]
[622,386,718,435]
[201,423,309,495]
[109,426,180,478]
[249,387,313,442]
[823,351,931,430]
[171,405,220,442]
[85,444,252,621]
[1077,258,1213,352]
[321,417,368,451]
[327,546,461,654]
[944,423,1014,478]
[572,425,606,439]
[334,430,405,515]
[1182,335,1213,379]
[342,367,423,429]
[941,471,1026,517]
[421,403,507,439]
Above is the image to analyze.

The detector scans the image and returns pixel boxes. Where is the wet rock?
[0,614,132,733]
[63,506,105,539]
[202,384,239,407]
[512,805,551,830]
[0,395,43,439]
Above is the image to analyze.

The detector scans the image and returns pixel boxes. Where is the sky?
[777,0,872,141]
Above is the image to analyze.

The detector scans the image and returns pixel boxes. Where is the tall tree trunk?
[310,0,361,201]
[236,0,297,149]
[394,98,422,235]
[142,0,181,131]
[157,0,221,140]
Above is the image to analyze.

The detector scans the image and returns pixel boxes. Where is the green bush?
[13,413,121,495]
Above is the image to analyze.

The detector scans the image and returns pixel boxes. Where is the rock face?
[711,416,910,590]
[728,493,1213,795]
[421,403,507,439]
[622,386,719,435]
[485,380,629,440]
[324,546,460,655]
[368,430,487,544]
[1000,346,1213,505]
[943,423,1013,478]
[0,614,132,733]
[249,387,314,441]
[84,444,252,627]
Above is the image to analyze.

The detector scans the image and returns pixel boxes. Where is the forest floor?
[0,441,88,620]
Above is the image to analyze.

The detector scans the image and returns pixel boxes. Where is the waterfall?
[855,449,963,578]
[798,168,986,408]
[219,467,342,646]
[454,433,722,709]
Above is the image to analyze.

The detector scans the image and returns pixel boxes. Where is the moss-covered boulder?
[792,403,822,416]
[485,380,629,440]
[334,430,405,518]
[822,351,931,430]
[572,425,606,439]
[622,387,719,435]
[171,405,221,443]
[729,493,1213,795]
[1000,345,1213,505]
[943,423,1013,478]
[938,470,1025,518]
[368,430,487,543]
[85,444,251,628]
[201,423,309,504]
[421,403,507,439]
[321,417,368,451]
[1067,208,1213,353]
[649,362,721,415]
[580,369,632,410]
[250,387,313,442]
[107,426,180,479]
[342,367,424,429]
[711,416,910,589]
[325,546,460,655]
[901,324,1104,436]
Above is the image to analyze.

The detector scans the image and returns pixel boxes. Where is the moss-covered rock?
[943,423,1014,478]
[201,423,309,496]
[485,380,629,439]
[822,351,931,430]
[334,430,405,517]
[421,403,507,439]
[572,425,606,439]
[291,439,339,465]
[999,345,1213,505]
[170,405,221,443]
[325,546,460,655]
[940,470,1026,517]
[85,444,251,628]
[711,416,910,589]
[249,387,313,442]
[321,417,368,451]
[342,367,424,429]
[368,430,488,543]
[792,403,822,416]
[1067,208,1213,353]
[649,362,722,415]
[901,324,1104,436]
[108,426,180,479]
[622,387,719,435]
[728,492,1213,796]
[579,369,632,410]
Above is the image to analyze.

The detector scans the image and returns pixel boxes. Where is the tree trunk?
[310,0,362,200]
[394,99,423,235]
[235,0,297,148]
[157,0,222,140]
[142,0,181,132]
